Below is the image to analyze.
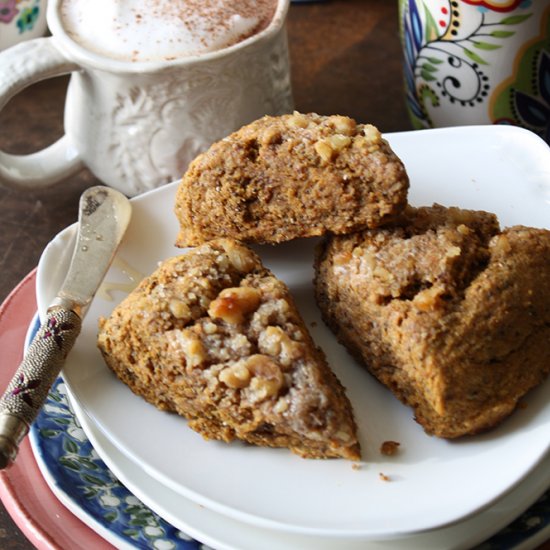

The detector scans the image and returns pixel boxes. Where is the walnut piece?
[245,354,284,402]
[169,329,206,371]
[329,115,356,136]
[327,134,352,151]
[314,139,334,162]
[363,124,382,143]
[258,325,301,368]
[286,112,310,129]
[457,224,470,236]
[492,234,513,255]
[219,362,252,389]
[446,245,461,258]
[169,299,191,320]
[220,240,257,273]
[208,286,261,324]
[314,134,352,163]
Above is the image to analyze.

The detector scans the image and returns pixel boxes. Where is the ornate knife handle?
[0,307,81,468]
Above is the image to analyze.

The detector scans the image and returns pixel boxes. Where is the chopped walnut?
[169,329,206,371]
[168,299,191,320]
[363,124,382,143]
[257,325,284,356]
[218,354,285,400]
[208,286,261,324]
[314,134,352,163]
[327,134,352,151]
[358,250,376,273]
[314,139,334,162]
[373,265,393,283]
[203,321,218,335]
[257,325,301,368]
[446,246,461,258]
[261,126,282,146]
[352,136,369,150]
[286,112,309,129]
[492,234,513,255]
[219,362,251,389]
[273,397,289,414]
[219,240,257,273]
[329,115,356,136]
[333,251,352,267]
[245,354,284,402]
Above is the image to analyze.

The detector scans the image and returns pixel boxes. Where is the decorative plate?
[0,271,113,550]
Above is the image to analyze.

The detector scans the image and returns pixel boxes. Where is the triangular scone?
[98,239,360,460]
[315,204,550,438]
[174,113,409,246]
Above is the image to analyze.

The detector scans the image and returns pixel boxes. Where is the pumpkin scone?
[97,239,360,460]
[174,112,409,246]
[314,204,550,438]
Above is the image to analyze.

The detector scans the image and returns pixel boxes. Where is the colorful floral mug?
[399,0,550,143]
[0,0,47,51]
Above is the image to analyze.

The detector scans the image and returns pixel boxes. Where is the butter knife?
[0,186,132,469]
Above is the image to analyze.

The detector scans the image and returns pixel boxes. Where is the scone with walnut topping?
[315,204,550,438]
[97,239,360,460]
[174,112,409,246]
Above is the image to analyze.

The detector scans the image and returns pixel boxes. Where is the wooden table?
[0,1,547,548]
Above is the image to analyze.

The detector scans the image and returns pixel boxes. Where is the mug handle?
[0,37,84,189]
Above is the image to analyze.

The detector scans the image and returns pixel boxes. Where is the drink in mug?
[0,0,292,195]
[60,0,278,62]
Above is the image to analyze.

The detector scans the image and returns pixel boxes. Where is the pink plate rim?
[0,270,113,550]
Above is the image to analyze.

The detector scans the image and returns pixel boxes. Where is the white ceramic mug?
[0,0,48,51]
[0,0,293,196]
[399,0,549,143]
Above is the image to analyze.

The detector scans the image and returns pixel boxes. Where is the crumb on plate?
[380,440,400,456]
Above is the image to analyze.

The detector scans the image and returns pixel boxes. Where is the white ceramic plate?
[36,126,550,539]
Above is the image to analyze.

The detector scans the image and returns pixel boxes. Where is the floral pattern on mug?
[0,0,18,23]
[400,0,539,131]
[462,0,527,12]
[491,8,550,143]
[0,0,40,33]
[17,2,40,33]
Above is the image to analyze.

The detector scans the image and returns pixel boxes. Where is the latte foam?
[60,0,277,62]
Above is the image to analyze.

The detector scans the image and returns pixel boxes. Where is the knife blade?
[0,186,132,469]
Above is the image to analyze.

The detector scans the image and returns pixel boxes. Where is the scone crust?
[174,113,408,246]
[98,239,359,460]
[315,204,550,438]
